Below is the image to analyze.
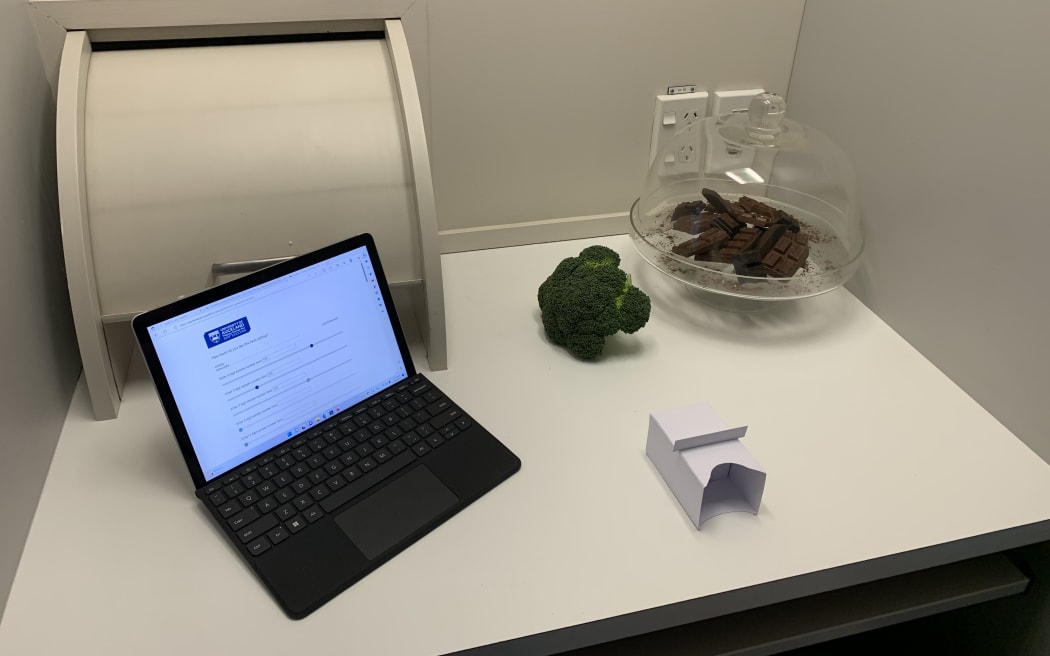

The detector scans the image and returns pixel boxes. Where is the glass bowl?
[630,92,863,307]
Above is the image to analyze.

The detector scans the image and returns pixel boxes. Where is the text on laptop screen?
[144,245,409,482]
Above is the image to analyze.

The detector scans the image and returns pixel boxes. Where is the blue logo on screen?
[204,317,251,348]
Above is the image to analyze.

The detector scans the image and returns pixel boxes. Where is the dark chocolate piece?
[699,227,762,264]
[737,196,776,219]
[671,200,706,220]
[761,233,810,277]
[711,212,743,235]
[671,228,730,257]
[671,213,714,235]
[732,224,786,275]
[774,209,801,233]
[701,188,734,216]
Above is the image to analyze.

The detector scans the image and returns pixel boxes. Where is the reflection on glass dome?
[631,92,864,305]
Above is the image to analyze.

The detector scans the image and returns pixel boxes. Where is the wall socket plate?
[649,91,708,166]
[710,89,764,118]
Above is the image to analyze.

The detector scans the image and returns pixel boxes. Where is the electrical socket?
[648,91,708,166]
[709,88,764,118]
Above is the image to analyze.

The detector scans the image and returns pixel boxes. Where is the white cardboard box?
[646,404,766,529]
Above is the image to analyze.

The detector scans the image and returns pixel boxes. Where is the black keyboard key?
[428,408,461,430]
[247,537,271,557]
[402,431,421,446]
[326,474,347,491]
[258,464,279,479]
[319,450,417,513]
[306,454,326,469]
[340,452,360,467]
[308,438,327,452]
[382,399,399,413]
[238,514,278,543]
[227,507,259,530]
[293,494,314,510]
[454,417,473,431]
[256,496,278,514]
[223,481,245,497]
[308,470,328,485]
[291,479,311,494]
[352,428,372,443]
[202,481,223,496]
[367,407,384,420]
[311,485,330,501]
[324,430,340,444]
[241,473,261,488]
[273,472,295,487]
[321,420,337,432]
[358,457,378,473]
[411,410,430,424]
[397,417,417,432]
[276,455,296,470]
[267,526,289,545]
[368,421,385,434]
[440,426,460,440]
[427,399,451,415]
[426,434,445,449]
[274,487,295,503]
[290,464,309,478]
[286,516,307,533]
[373,448,393,464]
[221,473,240,485]
[322,444,341,460]
[217,501,241,518]
[208,491,226,506]
[276,503,296,521]
[409,397,427,412]
[395,391,412,404]
[292,447,311,461]
[415,423,434,437]
[342,465,362,482]
[422,390,442,404]
[355,443,375,458]
[412,442,431,457]
[304,506,325,523]
[387,439,407,455]
[239,490,262,506]
[256,480,277,496]
[338,422,356,437]
[325,460,344,475]
[409,381,430,396]
[395,406,412,419]
[371,434,390,448]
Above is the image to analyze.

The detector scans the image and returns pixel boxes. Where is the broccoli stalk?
[537,245,651,359]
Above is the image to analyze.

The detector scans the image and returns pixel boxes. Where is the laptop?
[133,233,521,619]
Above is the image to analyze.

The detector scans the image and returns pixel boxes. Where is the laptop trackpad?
[335,466,459,560]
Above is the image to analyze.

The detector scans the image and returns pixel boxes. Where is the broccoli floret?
[537,245,651,359]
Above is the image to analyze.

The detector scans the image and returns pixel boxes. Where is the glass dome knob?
[747,91,787,143]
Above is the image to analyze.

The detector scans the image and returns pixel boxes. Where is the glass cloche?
[630,92,863,307]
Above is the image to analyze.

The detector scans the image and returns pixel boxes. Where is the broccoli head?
[537,245,652,359]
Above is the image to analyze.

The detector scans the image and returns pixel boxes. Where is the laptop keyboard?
[197,375,472,557]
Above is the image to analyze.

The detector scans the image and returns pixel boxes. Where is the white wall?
[788,1,1050,652]
[0,0,80,619]
[788,0,1050,465]
[427,0,805,249]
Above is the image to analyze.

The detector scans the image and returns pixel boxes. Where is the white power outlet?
[648,91,708,166]
[709,88,764,118]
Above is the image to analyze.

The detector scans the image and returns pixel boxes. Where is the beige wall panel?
[427,0,805,234]
[0,0,80,619]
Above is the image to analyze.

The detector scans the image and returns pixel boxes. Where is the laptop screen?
[138,241,410,483]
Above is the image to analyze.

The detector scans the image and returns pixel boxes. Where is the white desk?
[3,235,1050,655]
